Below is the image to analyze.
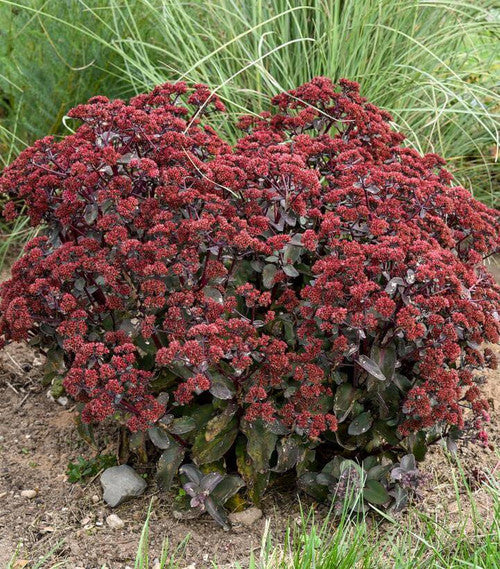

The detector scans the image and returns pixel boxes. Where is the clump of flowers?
[1,78,499,515]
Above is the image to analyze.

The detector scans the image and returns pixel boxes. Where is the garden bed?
[1,340,499,568]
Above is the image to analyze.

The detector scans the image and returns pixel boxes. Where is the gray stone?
[228,506,263,526]
[100,465,146,507]
[20,489,37,499]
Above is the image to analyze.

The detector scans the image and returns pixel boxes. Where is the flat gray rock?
[100,465,146,507]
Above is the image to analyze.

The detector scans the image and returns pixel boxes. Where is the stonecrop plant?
[1,78,499,519]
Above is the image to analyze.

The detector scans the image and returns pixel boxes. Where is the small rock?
[228,507,263,526]
[181,565,196,569]
[57,396,69,406]
[106,514,125,529]
[20,489,37,499]
[80,516,92,526]
[100,465,147,507]
[91,494,100,504]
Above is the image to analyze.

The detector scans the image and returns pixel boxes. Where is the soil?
[1,262,499,568]
[0,342,306,569]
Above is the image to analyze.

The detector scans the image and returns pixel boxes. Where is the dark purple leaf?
[356,355,386,381]
[201,472,224,493]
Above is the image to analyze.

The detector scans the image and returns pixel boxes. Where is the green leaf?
[250,260,264,272]
[321,456,342,479]
[272,437,300,472]
[183,403,215,432]
[348,412,373,436]
[362,456,378,471]
[407,431,427,461]
[129,430,148,463]
[84,202,99,224]
[209,373,235,400]
[283,241,302,263]
[298,473,329,501]
[283,264,299,278]
[169,416,197,435]
[157,441,184,490]
[150,369,177,391]
[296,448,316,477]
[211,475,245,504]
[241,419,277,473]
[390,485,409,513]
[370,344,397,381]
[334,429,358,450]
[235,436,269,505]
[192,416,238,465]
[205,496,230,530]
[393,372,412,393]
[334,384,359,422]
[44,347,64,374]
[205,403,237,442]
[262,264,277,288]
[340,459,364,477]
[75,412,96,448]
[148,426,171,449]
[367,464,391,481]
[363,479,390,505]
[204,286,223,304]
[374,420,401,446]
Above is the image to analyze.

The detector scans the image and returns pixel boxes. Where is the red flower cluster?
[1,78,499,457]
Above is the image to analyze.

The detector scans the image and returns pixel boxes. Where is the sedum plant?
[0,79,499,520]
[178,463,244,529]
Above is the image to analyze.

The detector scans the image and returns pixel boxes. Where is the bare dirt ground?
[0,342,308,569]
[1,260,499,569]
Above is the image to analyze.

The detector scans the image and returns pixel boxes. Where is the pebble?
[100,465,147,507]
[106,513,125,529]
[20,489,37,499]
[92,494,100,504]
[228,507,263,526]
